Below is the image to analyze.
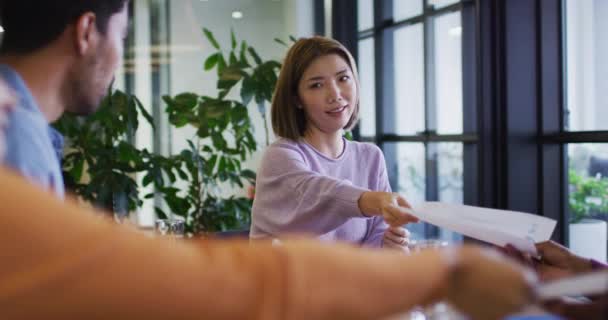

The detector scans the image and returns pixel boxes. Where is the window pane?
[358,0,374,31]
[394,0,423,22]
[565,0,608,131]
[358,38,376,137]
[436,142,464,242]
[429,0,460,9]
[568,143,608,262]
[437,143,463,203]
[385,142,426,239]
[434,11,463,134]
[392,24,425,135]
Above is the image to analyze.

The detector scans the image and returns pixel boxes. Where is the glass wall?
[565,0,608,261]
[356,0,467,241]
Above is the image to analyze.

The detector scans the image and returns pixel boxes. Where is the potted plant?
[157,29,282,233]
[568,169,608,262]
[54,89,162,219]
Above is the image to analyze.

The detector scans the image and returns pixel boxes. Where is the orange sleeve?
[0,167,450,319]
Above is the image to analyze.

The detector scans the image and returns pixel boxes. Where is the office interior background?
[0,0,606,261]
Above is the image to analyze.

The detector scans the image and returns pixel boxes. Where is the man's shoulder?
[5,106,51,147]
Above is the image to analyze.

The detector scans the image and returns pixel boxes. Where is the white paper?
[405,202,557,255]
[536,271,608,300]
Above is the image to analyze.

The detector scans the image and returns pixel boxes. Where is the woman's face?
[0,80,16,160]
[297,54,357,136]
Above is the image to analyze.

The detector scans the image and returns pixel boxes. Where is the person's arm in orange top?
[0,167,535,320]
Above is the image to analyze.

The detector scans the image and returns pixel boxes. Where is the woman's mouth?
[326,105,348,115]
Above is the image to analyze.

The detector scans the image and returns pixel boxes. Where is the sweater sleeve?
[0,167,452,320]
[251,142,370,238]
[362,147,391,247]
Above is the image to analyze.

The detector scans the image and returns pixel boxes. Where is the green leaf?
[203,28,220,50]
[134,96,155,129]
[239,41,250,66]
[229,52,238,65]
[248,47,262,65]
[274,38,288,47]
[204,52,219,71]
[289,35,298,43]
[231,28,237,49]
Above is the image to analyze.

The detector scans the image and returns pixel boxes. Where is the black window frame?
[332,0,608,245]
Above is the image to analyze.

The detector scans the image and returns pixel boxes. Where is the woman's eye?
[339,75,350,82]
[309,83,322,89]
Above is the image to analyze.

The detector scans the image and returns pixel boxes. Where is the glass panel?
[436,142,464,242]
[429,0,460,9]
[392,24,425,135]
[358,38,376,137]
[565,0,608,131]
[358,0,374,31]
[434,11,463,134]
[385,142,427,239]
[394,0,423,22]
[568,143,608,262]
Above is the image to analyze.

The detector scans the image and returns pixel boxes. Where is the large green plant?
[569,169,608,223]
[158,29,282,233]
[55,29,283,233]
[53,90,164,215]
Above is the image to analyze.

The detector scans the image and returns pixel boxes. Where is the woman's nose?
[326,82,342,103]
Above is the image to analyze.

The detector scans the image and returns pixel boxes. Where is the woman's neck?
[303,129,345,159]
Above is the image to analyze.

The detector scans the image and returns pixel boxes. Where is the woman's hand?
[382,226,410,253]
[358,191,419,227]
[443,247,537,320]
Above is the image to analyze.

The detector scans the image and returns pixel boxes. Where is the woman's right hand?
[443,247,537,320]
[358,191,419,227]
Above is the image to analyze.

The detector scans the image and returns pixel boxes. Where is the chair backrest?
[589,156,608,178]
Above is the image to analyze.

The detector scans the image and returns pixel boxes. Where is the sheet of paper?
[406,202,557,255]
[536,271,608,300]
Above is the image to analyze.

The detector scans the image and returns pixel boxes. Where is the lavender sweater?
[250,138,389,247]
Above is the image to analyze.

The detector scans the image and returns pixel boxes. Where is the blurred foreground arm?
[0,168,535,320]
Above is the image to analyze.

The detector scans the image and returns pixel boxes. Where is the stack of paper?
[405,202,557,255]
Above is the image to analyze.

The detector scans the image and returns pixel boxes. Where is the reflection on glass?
[429,0,460,9]
[393,24,425,135]
[565,0,608,131]
[358,0,374,31]
[567,144,608,262]
[437,143,463,203]
[385,143,426,239]
[358,38,376,137]
[436,143,464,242]
[434,11,463,134]
[394,0,423,22]
[395,143,426,204]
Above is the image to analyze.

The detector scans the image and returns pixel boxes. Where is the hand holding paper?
[405,202,557,255]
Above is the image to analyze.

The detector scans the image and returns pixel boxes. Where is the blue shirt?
[0,65,65,198]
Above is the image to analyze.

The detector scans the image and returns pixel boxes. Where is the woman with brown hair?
[250,36,416,250]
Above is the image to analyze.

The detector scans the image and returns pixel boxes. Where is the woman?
[251,36,416,250]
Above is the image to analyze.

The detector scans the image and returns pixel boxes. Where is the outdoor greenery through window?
[565,0,608,262]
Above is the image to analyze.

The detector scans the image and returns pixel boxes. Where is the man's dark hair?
[0,0,129,54]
